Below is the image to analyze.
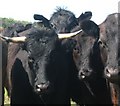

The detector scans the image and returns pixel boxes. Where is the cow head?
[73,20,105,81]
[49,8,92,33]
[34,8,92,34]
[24,27,58,94]
[1,24,80,95]
[99,13,120,84]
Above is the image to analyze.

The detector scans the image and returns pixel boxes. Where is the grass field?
[4,88,76,105]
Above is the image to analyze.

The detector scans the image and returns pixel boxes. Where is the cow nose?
[104,67,111,78]
[104,67,120,84]
[35,81,50,92]
[79,69,89,79]
[79,68,93,80]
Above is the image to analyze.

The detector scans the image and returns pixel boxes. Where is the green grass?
[4,88,10,105]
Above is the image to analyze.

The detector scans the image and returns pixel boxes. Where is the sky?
[0,0,120,24]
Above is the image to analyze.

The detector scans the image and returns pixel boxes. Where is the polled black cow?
[2,23,85,104]
[99,13,120,106]
[72,20,112,104]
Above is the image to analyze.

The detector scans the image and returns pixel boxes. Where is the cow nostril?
[83,69,89,73]
[36,84,41,92]
[36,82,50,92]
[105,67,111,78]
[79,71,85,79]
[105,68,109,73]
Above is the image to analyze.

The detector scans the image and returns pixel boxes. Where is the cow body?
[2,23,32,105]
[99,13,120,106]
[2,39,8,105]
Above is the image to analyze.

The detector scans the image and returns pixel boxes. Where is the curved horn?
[58,29,82,39]
[0,34,26,43]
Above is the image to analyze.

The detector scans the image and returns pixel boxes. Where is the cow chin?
[78,68,93,81]
[104,66,120,84]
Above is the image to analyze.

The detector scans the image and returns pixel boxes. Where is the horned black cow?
[99,13,120,106]
[4,24,85,104]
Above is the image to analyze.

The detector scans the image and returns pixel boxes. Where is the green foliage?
[0,17,30,28]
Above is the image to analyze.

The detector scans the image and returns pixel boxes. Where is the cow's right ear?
[80,20,100,39]
[78,11,92,22]
[33,14,50,27]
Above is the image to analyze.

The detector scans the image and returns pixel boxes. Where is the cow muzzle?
[104,66,120,84]
[34,81,50,94]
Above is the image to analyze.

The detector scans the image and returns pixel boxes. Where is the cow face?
[73,20,105,81]
[100,13,120,84]
[50,8,78,33]
[20,26,77,95]
[23,27,59,94]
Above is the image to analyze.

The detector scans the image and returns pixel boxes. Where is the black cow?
[5,24,84,104]
[1,23,32,105]
[99,13,120,106]
[72,20,112,104]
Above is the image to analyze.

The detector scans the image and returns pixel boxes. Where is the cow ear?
[78,11,92,22]
[80,20,100,39]
[33,14,50,27]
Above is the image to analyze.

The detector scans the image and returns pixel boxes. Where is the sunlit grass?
[4,88,10,105]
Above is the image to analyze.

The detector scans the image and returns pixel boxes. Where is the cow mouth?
[104,67,120,84]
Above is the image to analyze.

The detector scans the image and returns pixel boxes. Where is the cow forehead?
[78,35,96,47]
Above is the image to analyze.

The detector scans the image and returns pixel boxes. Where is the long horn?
[0,34,26,43]
[58,29,82,39]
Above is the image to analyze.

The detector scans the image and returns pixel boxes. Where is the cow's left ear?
[77,11,92,22]
[80,20,100,39]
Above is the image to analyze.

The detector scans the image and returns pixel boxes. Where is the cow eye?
[50,23,56,29]
[98,40,103,45]
[74,46,80,53]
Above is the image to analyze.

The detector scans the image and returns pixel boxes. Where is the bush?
[0,17,30,28]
